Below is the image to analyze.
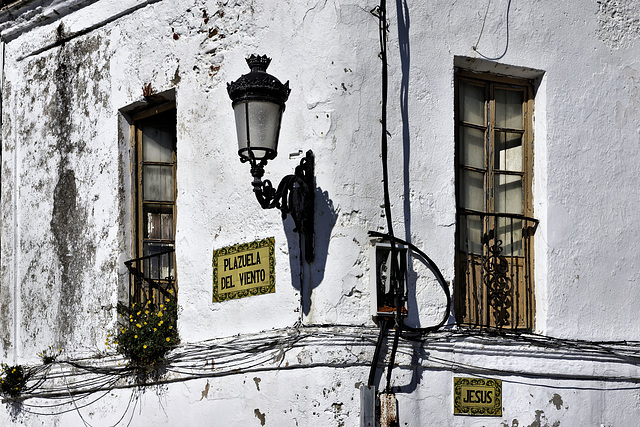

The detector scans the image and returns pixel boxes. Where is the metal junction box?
[370,241,408,318]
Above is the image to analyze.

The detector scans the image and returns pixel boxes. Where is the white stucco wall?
[0,0,639,425]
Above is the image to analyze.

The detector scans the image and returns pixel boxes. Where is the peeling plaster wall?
[1,23,116,358]
[0,0,638,425]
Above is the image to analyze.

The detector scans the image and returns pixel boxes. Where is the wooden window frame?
[454,70,536,330]
[130,102,177,302]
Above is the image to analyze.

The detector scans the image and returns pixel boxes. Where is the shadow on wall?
[286,185,337,315]
[397,0,411,249]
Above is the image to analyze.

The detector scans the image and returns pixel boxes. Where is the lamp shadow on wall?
[285,185,337,315]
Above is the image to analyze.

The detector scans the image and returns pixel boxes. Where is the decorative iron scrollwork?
[482,239,512,327]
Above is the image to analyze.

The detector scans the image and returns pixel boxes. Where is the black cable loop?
[369,231,452,334]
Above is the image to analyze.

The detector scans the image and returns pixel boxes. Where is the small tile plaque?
[453,377,502,416]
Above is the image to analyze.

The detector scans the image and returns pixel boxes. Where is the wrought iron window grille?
[456,211,538,330]
[124,249,176,305]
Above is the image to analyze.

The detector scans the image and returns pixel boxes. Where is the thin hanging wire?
[472,0,492,51]
[472,0,512,61]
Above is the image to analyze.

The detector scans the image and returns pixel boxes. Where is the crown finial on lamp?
[246,54,272,72]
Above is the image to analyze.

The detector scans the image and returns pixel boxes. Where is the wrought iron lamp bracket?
[244,150,315,263]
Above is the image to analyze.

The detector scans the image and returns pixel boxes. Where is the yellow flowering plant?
[39,346,62,364]
[114,299,179,367]
[0,363,30,398]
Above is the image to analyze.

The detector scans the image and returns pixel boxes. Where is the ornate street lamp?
[227,54,315,262]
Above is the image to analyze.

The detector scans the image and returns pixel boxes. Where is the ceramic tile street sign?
[212,237,275,302]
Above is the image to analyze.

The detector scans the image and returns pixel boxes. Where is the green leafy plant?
[1,364,29,398]
[39,346,62,364]
[112,299,180,367]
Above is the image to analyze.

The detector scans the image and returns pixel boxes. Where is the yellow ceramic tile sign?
[453,377,502,416]
[212,237,275,302]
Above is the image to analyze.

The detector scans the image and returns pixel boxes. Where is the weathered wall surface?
[2,22,116,359]
[0,0,639,425]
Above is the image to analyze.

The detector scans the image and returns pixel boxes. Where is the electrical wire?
[64,372,93,427]
[472,0,512,60]
[8,324,640,425]
[371,0,403,313]
[367,318,388,387]
[472,0,492,51]
[385,326,401,392]
[369,0,400,396]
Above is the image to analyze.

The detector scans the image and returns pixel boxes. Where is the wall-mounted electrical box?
[370,241,408,318]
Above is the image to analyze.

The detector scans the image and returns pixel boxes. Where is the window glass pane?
[459,213,483,254]
[143,242,175,280]
[495,132,523,171]
[460,82,485,126]
[494,174,522,214]
[496,217,523,256]
[144,205,174,240]
[460,126,485,169]
[495,89,523,130]
[460,169,484,211]
[143,165,174,201]
[142,125,174,162]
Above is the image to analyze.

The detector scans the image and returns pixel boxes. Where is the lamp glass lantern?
[228,55,290,165]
